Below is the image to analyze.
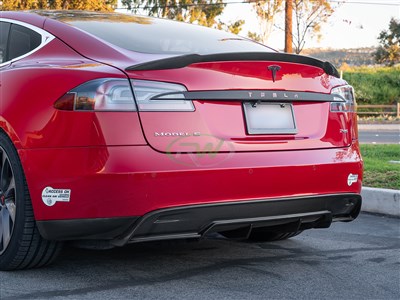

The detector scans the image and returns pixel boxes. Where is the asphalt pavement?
[358,123,400,144]
[0,213,399,300]
[359,131,400,144]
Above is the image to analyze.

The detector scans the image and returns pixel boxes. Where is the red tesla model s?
[0,10,362,270]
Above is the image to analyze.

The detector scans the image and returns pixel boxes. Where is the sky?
[221,0,400,50]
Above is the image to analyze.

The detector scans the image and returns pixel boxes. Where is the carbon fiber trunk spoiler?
[125,52,340,78]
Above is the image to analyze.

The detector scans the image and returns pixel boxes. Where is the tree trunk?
[284,0,293,53]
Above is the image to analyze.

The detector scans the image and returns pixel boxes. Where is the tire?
[0,132,62,270]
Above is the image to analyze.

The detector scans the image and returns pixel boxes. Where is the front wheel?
[0,132,62,271]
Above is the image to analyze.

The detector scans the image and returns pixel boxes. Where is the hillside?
[302,47,377,67]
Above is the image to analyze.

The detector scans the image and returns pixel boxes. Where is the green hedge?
[342,66,400,105]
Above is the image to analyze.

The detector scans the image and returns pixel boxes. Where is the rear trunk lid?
[126,55,352,154]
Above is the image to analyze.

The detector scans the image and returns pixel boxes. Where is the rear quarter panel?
[0,38,145,148]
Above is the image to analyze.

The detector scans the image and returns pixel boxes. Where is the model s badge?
[154,132,201,137]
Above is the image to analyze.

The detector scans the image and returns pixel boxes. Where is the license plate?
[243,102,297,134]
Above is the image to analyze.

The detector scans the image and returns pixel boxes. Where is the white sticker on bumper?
[347,174,358,186]
[42,187,71,207]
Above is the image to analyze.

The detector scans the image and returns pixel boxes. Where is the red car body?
[0,10,362,269]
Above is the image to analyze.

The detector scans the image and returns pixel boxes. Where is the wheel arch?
[0,119,23,150]
[0,128,62,270]
[0,124,41,220]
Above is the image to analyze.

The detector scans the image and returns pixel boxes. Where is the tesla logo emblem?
[268,65,281,82]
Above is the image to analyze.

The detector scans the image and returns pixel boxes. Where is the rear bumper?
[36,193,362,243]
[20,143,363,221]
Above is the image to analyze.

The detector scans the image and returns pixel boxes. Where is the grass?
[360,144,400,190]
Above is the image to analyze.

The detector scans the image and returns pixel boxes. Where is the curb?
[358,124,400,131]
[361,187,400,217]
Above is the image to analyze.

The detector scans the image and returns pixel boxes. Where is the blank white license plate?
[243,102,297,134]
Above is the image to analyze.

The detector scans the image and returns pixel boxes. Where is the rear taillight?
[330,85,355,112]
[55,79,194,112]
[131,80,194,112]
[54,79,136,111]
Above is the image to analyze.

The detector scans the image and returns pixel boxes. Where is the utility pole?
[284,0,293,53]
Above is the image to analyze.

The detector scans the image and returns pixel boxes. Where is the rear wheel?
[0,132,62,270]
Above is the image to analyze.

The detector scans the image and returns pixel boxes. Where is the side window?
[7,23,41,61]
[0,22,10,64]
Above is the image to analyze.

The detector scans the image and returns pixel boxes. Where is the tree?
[246,0,334,53]
[122,0,226,28]
[375,18,400,66]
[247,0,283,45]
[0,0,117,10]
[218,20,245,35]
[122,0,244,34]
[247,31,262,43]
[292,0,334,54]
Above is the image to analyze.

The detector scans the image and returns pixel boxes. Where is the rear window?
[64,14,272,55]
